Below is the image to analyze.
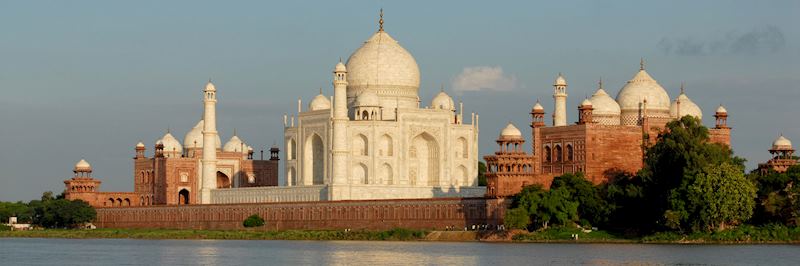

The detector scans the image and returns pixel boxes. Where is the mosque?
[64,11,483,207]
[484,63,733,198]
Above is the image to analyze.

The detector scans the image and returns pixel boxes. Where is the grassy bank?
[511,225,800,244]
[0,228,428,241]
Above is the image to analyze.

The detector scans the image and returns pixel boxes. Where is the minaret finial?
[598,77,603,89]
[378,9,384,32]
[440,83,444,92]
[680,82,685,94]
[319,87,323,94]
[640,58,645,70]
[339,57,342,63]
[233,128,237,136]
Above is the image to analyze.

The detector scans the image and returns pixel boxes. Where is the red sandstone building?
[485,63,732,198]
[757,135,798,174]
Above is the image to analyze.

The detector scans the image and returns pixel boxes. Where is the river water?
[0,238,798,265]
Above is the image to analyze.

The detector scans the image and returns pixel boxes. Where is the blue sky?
[1,0,797,201]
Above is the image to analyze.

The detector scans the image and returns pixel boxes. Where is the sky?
[0,0,797,202]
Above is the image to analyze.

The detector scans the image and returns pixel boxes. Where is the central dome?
[345,30,420,103]
[616,67,671,125]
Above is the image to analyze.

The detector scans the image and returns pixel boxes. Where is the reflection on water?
[0,238,798,266]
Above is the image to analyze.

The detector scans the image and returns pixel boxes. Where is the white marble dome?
[159,132,183,155]
[716,105,728,113]
[136,142,145,148]
[223,135,248,153]
[183,120,222,149]
[309,93,331,111]
[500,123,523,139]
[670,92,703,120]
[205,81,216,91]
[345,30,420,97]
[354,91,380,107]
[616,69,671,114]
[335,61,347,72]
[431,91,454,111]
[772,135,793,150]
[532,101,544,111]
[589,89,621,115]
[581,98,592,106]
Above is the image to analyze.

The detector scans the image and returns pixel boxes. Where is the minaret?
[553,73,568,126]
[331,60,349,185]
[200,80,218,204]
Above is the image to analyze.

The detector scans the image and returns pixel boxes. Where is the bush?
[0,224,10,231]
[243,214,265,228]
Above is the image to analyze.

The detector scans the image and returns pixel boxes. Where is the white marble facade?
[281,22,482,201]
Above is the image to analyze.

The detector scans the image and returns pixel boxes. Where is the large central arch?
[303,134,324,185]
[409,132,440,186]
[216,172,231,188]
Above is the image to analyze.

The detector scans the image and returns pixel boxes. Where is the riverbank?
[2,225,799,244]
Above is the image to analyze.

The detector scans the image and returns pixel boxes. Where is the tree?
[31,198,96,228]
[478,161,487,186]
[752,165,800,226]
[510,185,578,229]
[243,214,265,228]
[687,162,756,231]
[638,116,744,232]
[504,208,530,229]
[0,201,33,224]
[550,173,611,227]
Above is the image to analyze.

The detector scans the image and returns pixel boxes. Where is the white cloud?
[452,66,517,92]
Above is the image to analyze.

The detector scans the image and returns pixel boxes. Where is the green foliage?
[503,208,530,229]
[751,165,800,226]
[509,185,578,229]
[511,226,624,242]
[477,161,487,186]
[0,201,33,224]
[686,163,757,231]
[243,214,265,228]
[637,116,745,232]
[0,224,10,231]
[31,199,96,228]
[550,173,611,227]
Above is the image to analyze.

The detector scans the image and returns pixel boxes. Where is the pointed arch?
[457,165,468,186]
[566,144,574,161]
[545,146,552,163]
[409,132,440,186]
[288,138,297,160]
[456,137,468,159]
[353,163,368,184]
[216,171,231,188]
[381,163,393,185]
[555,145,563,162]
[178,189,190,205]
[288,167,297,186]
[304,134,324,185]
[379,134,393,156]
[353,134,368,156]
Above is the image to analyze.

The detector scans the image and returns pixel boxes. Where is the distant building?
[485,63,732,198]
[757,135,797,174]
[4,217,32,231]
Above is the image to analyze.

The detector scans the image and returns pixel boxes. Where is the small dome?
[205,81,216,91]
[431,91,455,111]
[354,91,380,107]
[74,159,92,171]
[554,73,567,86]
[183,120,222,149]
[716,105,728,114]
[223,135,248,153]
[589,88,621,116]
[335,61,347,72]
[136,142,145,148]
[772,135,793,150]
[532,101,544,111]
[160,132,183,155]
[670,92,703,120]
[581,98,592,106]
[500,123,523,139]
[309,93,331,111]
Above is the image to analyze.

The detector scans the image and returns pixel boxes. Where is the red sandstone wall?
[709,128,731,147]
[94,198,509,230]
[584,125,643,184]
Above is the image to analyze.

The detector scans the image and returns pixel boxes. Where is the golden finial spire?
[640,58,645,70]
[598,77,603,89]
[680,82,685,94]
[378,8,384,32]
[319,87,323,94]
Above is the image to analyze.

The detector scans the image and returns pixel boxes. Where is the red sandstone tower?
[758,135,797,174]
[64,159,101,203]
[484,123,537,198]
